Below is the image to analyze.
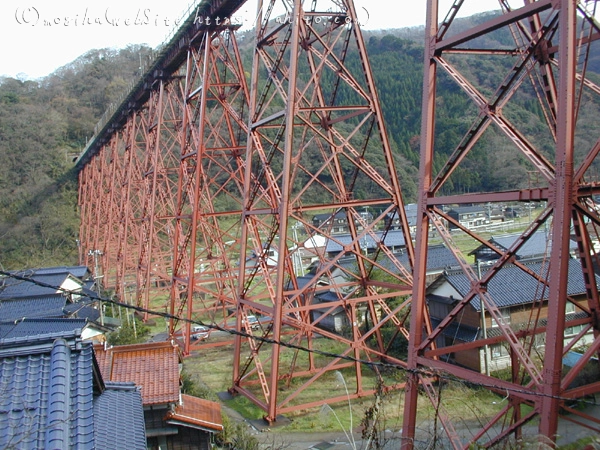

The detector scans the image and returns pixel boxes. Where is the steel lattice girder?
[231,0,414,422]
[169,28,251,354]
[402,1,600,448]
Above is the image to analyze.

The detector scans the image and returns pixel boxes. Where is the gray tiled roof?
[63,300,101,322]
[0,294,68,322]
[0,337,96,449]
[94,382,146,450]
[444,258,592,311]
[393,244,457,272]
[486,231,577,259]
[0,333,146,450]
[448,205,486,214]
[32,266,91,280]
[0,319,87,340]
[325,230,406,253]
[0,273,76,299]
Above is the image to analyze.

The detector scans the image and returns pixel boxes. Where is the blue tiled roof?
[0,337,96,449]
[307,244,456,280]
[0,273,77,299]
[488,231,577,259]
[0,333,146,450]
[63,300,101,322]
[0,319,87,340]
[0,294,68,322]
[325,230,406,253]
[393,244,457,272]
[94,382,146,450]
[444,258,592,311]
[32,266,91,280]
[386,203,418,226]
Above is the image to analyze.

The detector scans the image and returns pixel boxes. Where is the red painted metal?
[403,1,600,448]
[74,0,600,445]
[170,28,250,354]
[230,0,412,423]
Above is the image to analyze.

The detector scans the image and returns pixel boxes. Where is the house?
[426,258,596,372]
[0,327,147,449]
[292,244,457,334]
[446,205,489,230]
[0,269,86,300]
[384,203,418,234]
[245,245,279,269]
[0,293,113,341]
[32,265,92,280]
[295,234,327,273]
[94,341,223,449]
[0,317,110,342]
[306,243,456,293]
[312,209,373,234]
[324,229,407,258]
[469,230,577,263]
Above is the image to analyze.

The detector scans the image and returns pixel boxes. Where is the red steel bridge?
[76,0,600,447]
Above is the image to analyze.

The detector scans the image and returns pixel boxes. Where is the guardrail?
[75,0,216,169]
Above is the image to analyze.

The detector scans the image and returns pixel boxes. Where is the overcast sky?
[0,0,501,80]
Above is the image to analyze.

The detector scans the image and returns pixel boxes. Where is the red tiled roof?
[93,341,181,405]
[165,394,223,432]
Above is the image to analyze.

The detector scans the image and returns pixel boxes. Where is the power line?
[0,269,597,406]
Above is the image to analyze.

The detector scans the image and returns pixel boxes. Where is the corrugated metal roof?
[94,382,147,449]
[445,258,592,311]
[94,341,181,405]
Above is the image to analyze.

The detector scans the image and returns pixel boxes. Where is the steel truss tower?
[402,0,600,447]
[231,0,414,423]
[170,28,251,354]
[77,0,251,341]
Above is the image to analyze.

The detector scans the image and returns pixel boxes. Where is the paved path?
[223,403,600,449]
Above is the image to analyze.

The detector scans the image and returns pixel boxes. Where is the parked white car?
[192,325,210,340]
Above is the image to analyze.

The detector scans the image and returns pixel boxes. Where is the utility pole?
[88,249,104,325]
[477,260,490,376]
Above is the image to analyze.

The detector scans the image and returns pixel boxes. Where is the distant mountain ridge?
[1,12,598,268]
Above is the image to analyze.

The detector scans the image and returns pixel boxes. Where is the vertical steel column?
[402,0,438,446]
[540,0,576,437]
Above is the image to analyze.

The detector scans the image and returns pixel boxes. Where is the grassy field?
[182,336,506,436]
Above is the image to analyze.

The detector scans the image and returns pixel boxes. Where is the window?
[565,324,585,337]
[491,343,509,360]
[490,308,511,328]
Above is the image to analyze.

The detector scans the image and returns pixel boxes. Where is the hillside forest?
[1,12,599,269]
